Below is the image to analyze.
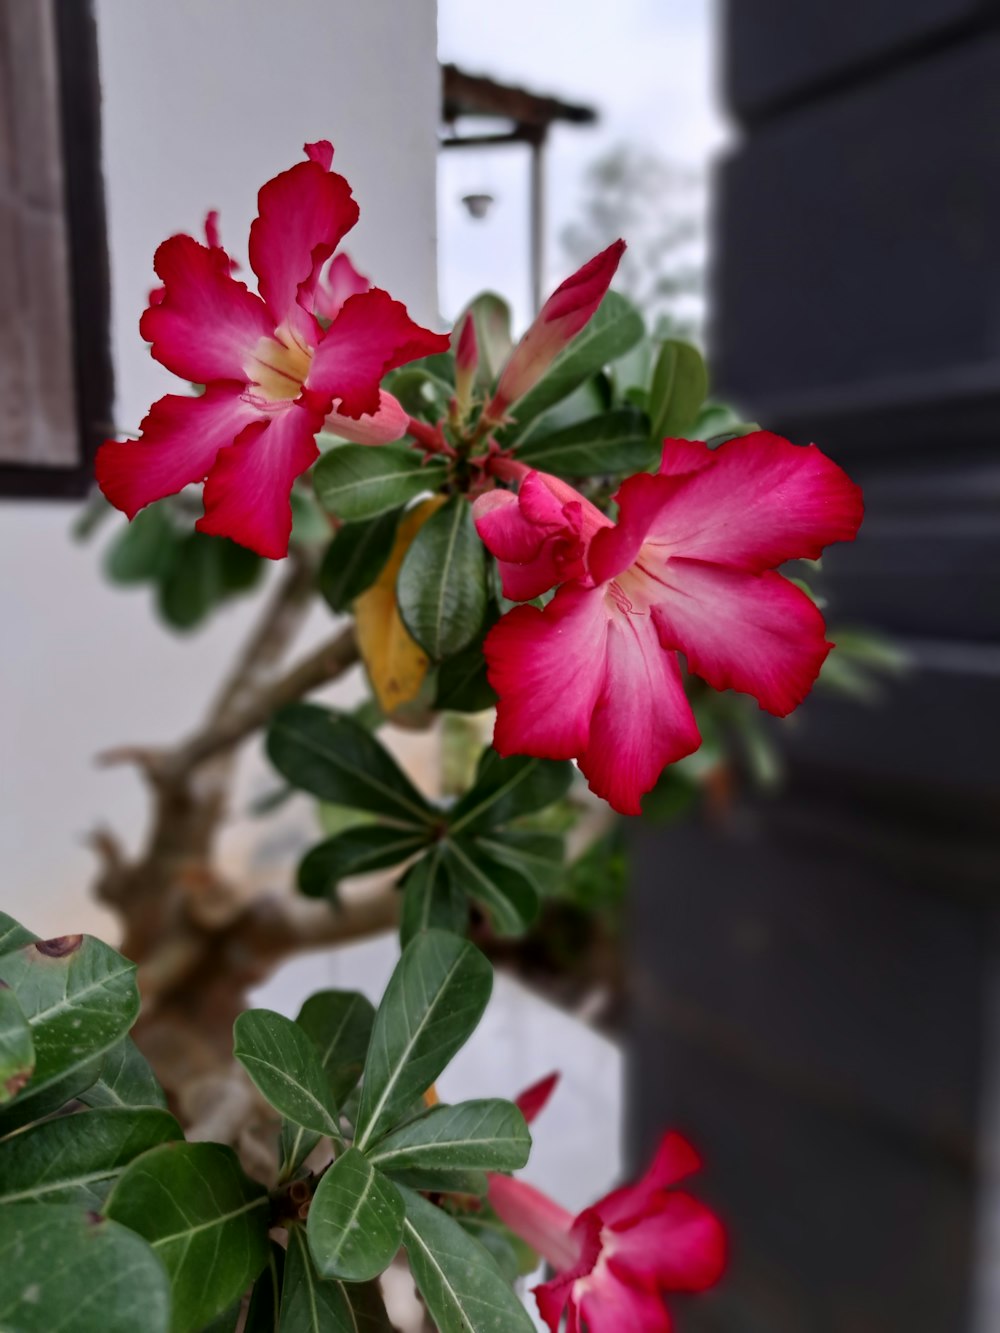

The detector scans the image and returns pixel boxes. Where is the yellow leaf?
[354,497,446,714]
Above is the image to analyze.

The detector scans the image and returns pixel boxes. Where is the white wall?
[0,0,441,940]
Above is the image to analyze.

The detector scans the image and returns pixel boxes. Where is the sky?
[437,0,730,328]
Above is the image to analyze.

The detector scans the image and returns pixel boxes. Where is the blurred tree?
[560,143,705,337]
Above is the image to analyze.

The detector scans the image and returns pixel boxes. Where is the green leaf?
[367,1099,530,1178]
[0,982,34,1104]
[354,932,492,1151]
[104,504,174,583]
[448,749,574,835]
[156,532,224,631]
[444,839,540,935]
[397,497,488,662]
[298,825,429,899]
[456,1202,539,1281]
[503,291,645,434]
[433,624,497,714]
[400,1187,535,1333]
[516,407,655,476]
[314,444,446,522]
[79,1036,168,1109]
[0,910,36,954]
[104,1141,270,1333]
[307,1149,404,1282]
[318,510,400,613]
[648,338,708,443]
[267,703,435,827]
[472,829,565,893]
[279,1119,322,1184]
[0,1204,170,1333]
[0,935,139,1129]
[244,1243,284,1333]
[399,846,469,947]
[234,1009,342,1139]
[0,1107,182,1207]
[381,367,453,420]
[386,1164,489,1196]
[296,990,376,1107]
[280,1226,392,1333]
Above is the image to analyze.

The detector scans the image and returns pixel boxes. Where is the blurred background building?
[1,2,999,1329]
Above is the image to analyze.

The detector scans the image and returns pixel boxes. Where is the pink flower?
[490,1076,726,1332]
[474,433,864,814]
[313,251,371,322]
[485,241,625,421]
[97,142,449,559]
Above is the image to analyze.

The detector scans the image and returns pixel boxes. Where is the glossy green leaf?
[0,910,36,954]
[279,1119,322,1184]
[354,932,492,1151]
[0,1107,182,1207]
[400,1186,535,1333]
[448,749,574,835]
[445,839,540,935]
[156,532,223,631]
[381,367,453,420]
[0,982,33,1104]
[104,504,174,584]
[104,1141,269,1333]
[314,444,446,522]
[471,829,565,893]
[503,291,645,434]
[267,703,435,827]
[397,497,488,662]
[648,338,708,443]
[433,624,497,713]
[234,1009,341,1139]
[0,935,139,1129]
[298,825,429,899]
[79,1036,168,1109]
[307,1149,404,1282]
[318,510,400,613]
[457,1203,539,1282]
[296,990,377,1107]
[399,846,469,947]
[0,1204,170,1333]
[280,1226,393,1333]
[516,407,655,476]
[367,1099,530,1178]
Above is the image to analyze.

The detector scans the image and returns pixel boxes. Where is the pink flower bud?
[486,239,625,419]
[454,311,479,413]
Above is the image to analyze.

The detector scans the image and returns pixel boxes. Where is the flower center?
[245,326,312,403]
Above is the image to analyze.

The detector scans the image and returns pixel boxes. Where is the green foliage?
[307,1149,404,1281]
[365,1098,530,1181]
[0,983,33,1105]
[516,406,655,476]
[0,1205,171,1333]
[397,496,488,660]
[318,510,399,612]
[648,338,708,442]
[400,1186,536,1333]
[279,1226,393,1332]
[79,1036,168,1110]
[234,1009,343,1141]
[314,444,447,522]
[104,1142,270,1333]
[295,990,376,1107]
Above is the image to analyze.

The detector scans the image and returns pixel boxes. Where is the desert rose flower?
[490,1075,726,1332]
[97,141,448,559]
[475,433,863,814]
[484,240,625,421]
[313,251,371,322]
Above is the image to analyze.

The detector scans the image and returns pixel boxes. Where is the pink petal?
[324,390,408,445]
[609,1193,727,1293]
[306,288,450,418]
[651,559,832,716]
[532,1212,604,1332]
[649,432,864,571]
[577,608,700,816]
[485,584,609,762]
[587,472,688,585]
[139,235,273,385]
[659,437,716,477]
[595,1132,702,1226]
[304,139,334,170]
[489,240,625,416]
[514,1072,560,1125]
[197,401,322,559]
[487,1175,578,1272]
[248,156,359,347]
[96,386,263,520]
[577,1267,674,1333]
[314,252,371,322]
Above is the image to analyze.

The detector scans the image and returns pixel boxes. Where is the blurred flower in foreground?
[489,1075,726,1331]
[475,434,863,813]
[97,141,448,559]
